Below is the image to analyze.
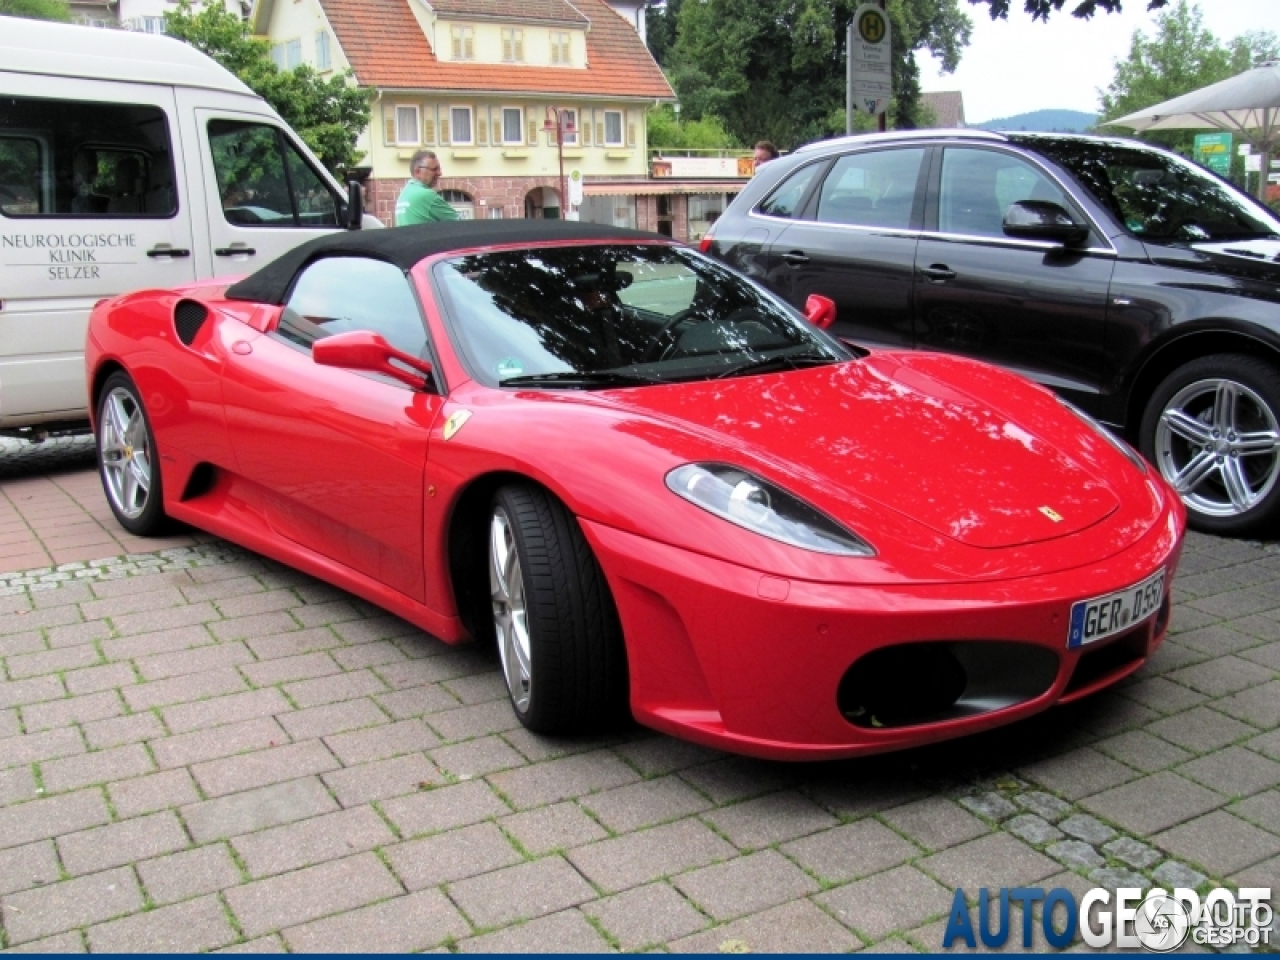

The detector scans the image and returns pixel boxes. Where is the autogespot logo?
[942,885,1272,951]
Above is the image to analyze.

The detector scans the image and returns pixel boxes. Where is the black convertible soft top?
[224,220,665,305]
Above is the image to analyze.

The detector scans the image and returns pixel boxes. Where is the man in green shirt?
[395,150,459,225]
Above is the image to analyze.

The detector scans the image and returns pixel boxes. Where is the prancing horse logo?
[1039,506,1063,522]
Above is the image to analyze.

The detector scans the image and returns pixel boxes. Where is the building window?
[551,108,578,146]
[550,30,570,65]
[450,106,473,145]
[315,30,330,70]
[270,44,285,68]
[501,27,523,62]
[394,105,420,145]
[502,107,524,145]
[285,38,302,69]
[451,25,474,60]
[603,110,624,147]
[440,189,474,219]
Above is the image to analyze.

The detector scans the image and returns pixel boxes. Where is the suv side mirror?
[804,294,836,330]
[313,330,434,389]
[1003,200,1089,247]
[344,166,372,231]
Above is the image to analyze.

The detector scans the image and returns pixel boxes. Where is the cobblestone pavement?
[0,445,1277,953]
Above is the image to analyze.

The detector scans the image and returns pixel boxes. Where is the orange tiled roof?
[317,0,673,100]
[427,0,588,24]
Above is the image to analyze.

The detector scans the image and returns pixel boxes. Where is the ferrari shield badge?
[1039,506,1063,523]
[442,409,472,441]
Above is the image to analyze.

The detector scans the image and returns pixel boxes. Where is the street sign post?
[1193,132,1233,176]
[846,3,891,132]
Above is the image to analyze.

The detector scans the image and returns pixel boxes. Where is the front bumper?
[582,508,1183,761]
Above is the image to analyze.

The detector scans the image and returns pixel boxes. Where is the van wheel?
[96,371,168,536]
[487,483,628,734]
[1140,355,1280,536]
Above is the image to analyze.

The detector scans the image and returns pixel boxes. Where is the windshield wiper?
[498,370,662,389]
[713,352,837,380]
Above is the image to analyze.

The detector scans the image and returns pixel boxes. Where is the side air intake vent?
[174,300,209,346]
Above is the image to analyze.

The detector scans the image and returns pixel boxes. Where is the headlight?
[666,463,875,557]
[1057,397,1147,474]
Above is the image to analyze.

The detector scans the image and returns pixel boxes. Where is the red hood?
[595,355,1118,550]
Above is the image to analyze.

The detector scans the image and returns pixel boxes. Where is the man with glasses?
[395,150,459,225]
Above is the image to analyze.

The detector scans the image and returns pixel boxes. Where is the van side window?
[0,96,177,218]
[209,120,340,228]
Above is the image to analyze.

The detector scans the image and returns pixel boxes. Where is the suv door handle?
[215,246,257,257]
[781,251,809,266]
[921,264,956,282]
[146,245,190,258]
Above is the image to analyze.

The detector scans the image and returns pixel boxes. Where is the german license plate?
[1068,569,1165,649]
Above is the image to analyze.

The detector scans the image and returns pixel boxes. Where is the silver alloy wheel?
[1155,376,1280,518]
[490,507,532,713]
[99,386,153,520]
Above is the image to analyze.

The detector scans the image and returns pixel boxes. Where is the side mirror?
[344,166,372,231]
[312,330,433,389]
[804,294,836,330]
[1003,200,1089,246]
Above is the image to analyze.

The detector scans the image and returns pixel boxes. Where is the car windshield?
[433,244,851,389]
[1016,136,1280,243]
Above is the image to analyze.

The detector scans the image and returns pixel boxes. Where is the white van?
[0,16,377,438]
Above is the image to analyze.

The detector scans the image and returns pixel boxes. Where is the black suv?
[703,130,1280,537]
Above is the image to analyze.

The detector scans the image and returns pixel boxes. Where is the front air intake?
[174,299,209,346]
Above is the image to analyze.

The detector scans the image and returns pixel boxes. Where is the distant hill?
[973,109,1098,133]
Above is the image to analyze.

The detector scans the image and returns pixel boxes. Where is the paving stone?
[487,750,639,810]
[291,600,365,630]
[1250,728,1280,762]
[679,898,863,953]
[1153,809,1280,876]
[240,651,341,688]
[1059,813,1116,846]
[1152,860,1207,889]
[331,616,421,645]
[780,818,918,883]
[151,717,289,769]
[281,669,389,709]
[499,801,608,855]
[959,791,1019,822]
[191,740,338,797]
[0,788,109,850]
[1046,838,1105,870]
[380,779,509,837]
[0,676,66,710]
[323,717,437,765]
[816,864,951,941]
[429,735,526,779]
[672,849,818,921]
[212,612,304,646]
[1122,676,1210,714]
[99,624,214,664]
[448,856,596,929]
[0,763,36,808]
[0,727,83,769]
[1017,747,1139,801]
[283,889,469,953]
[582,882,708,950]
[0,866,142,944]
[160,688,292,735]
[45,619,109,649]
[567,817,737,894]
[108,768,200,818]
[57,810,189,875]
[21,691,121,732]
[78,586,187,622]
[1215,681,1280,729]
[182,776,339,843]
[110,601,223,636]
[0,929,87,953]
[923,832,1060,892]
[41,743,154,793]
[383,821,523,890]
[1012,791,1072,822]
[1227,854,1279,889]
[1080,771,1225,836]
[214,589,299,619]
[1147,706,1257,753]
[1231,789,1280,836]
[1178,745,1280,797]
[0,842,60,896]
[322,752,438,808]
[1167,655,1268,698]
[677,756,795,804]
[1095,728,1196,773]
[224,853,402,938]
[64,663,135,696]
[442,671,507,705]
[881,796,988,851]
[577,776,710,835]
[700,790,839,850]
[1004,813,1064,846]
[134,642,254,683]
[458,907,610,953]
[138,844,243,905]
[373,684,463,720]
[178,575,266,605]
[87,894,236,953]
[6,644,101,680]
[1103,836,1161,870]
[232,806,394,878]
[375,655,479,689]
[123,666,248,712]
[611,735,722,777]
[276,698,387,740]
[82,712,165,750]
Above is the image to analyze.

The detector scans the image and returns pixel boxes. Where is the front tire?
[487,483,627,734]
[1140,354,1280,536]
[96,371,168,536]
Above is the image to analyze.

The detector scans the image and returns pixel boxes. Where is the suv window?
[209,120,340,228]
[816,148,924,229]
[756,162,822,219]
[940,148,1072,238]
[280,257,427,359]
[0,96,177,218]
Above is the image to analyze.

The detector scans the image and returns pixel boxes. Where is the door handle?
[215,246,257,257]
[146,245,190,258]
[781,251,809,266]
[921,264,956,282]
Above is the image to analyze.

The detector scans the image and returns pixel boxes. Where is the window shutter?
[493,117,502,144]
[441,117,450,145]
[477,115,488,145]
[464,33,474,59]
[384,106,395,146]
[423,117,436,145]
[451,31,461,59]
[514,34,523,61]
[582,115,592,146]
[596,121,604,145]
[627,120,636,147]
[527,119,537,145]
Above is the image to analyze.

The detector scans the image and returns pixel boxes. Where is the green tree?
[644,0,682,67]
[645,105,740,150]
[0,0,71,21]
[968,0,1166,20]
[668,0,970,150]
[164,1,370,175]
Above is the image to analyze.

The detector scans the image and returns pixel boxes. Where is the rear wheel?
[487,483,627,734]
[96,371,168,536]
[1140,354,1280,536]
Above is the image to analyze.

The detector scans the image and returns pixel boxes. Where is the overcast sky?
[915,0,1270,123]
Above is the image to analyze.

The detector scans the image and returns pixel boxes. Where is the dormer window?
[550,31,570,66]
[451,25,474,60]
[502,27,524,63]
